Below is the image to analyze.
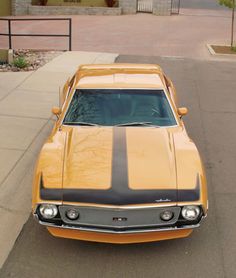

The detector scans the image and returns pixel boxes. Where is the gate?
[171,0,180,14]
[137,0,153,13]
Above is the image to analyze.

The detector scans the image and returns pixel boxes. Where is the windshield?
[63,89,177,127]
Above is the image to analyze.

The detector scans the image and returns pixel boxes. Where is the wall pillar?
[153,0,172,16]
[119,0,137,14]
[12,0,31,15]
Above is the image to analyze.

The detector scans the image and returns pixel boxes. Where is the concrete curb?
[206,44,236,57]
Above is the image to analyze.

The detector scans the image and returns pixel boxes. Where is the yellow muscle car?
[32,64,208,244]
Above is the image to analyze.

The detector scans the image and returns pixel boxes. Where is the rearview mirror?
[52,107,62,118]
[177,107,188,117]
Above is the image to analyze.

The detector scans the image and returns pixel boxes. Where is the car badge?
[113,217,127,222]
[155,198,171,203]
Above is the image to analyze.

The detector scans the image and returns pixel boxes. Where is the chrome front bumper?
[34,214,200,235]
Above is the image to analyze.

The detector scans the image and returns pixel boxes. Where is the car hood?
[60,126,177,204]
[40,126,201,205]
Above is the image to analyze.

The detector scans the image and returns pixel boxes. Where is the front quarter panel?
[173,129,208,213]
[32,130,66,210]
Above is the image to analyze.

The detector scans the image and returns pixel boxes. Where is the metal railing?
[0,18,72,51]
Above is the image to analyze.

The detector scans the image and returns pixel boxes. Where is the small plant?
[13,56,28,69]
[232,46,236,52]
[0,61,7,66]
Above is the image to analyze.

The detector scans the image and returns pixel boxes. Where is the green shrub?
[13,56,28,69]
[231,46,236,52]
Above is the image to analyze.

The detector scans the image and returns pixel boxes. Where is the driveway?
[1,54,235,278]
[0,10,233,60]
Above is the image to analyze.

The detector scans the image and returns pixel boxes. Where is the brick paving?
[0,8,233,59]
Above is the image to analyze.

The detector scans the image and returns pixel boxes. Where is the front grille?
[59,206,181,230]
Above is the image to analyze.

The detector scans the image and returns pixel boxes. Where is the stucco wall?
[11,0,173,16]
[47,0,106,6]
[0,0,11,16]
[119,0,136,14]
[28,4,121,15]
[12,0,31,15]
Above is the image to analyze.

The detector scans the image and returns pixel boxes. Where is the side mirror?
[52,106,62,119]
[177,107,188,117]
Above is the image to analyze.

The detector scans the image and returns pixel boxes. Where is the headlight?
[66,208,80,220]
[181,206,200,221]
[160,210,174,221]
[39,204,58,219]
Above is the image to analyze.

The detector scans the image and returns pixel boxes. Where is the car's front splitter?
[34,213,199,243]
[46,225,194,244]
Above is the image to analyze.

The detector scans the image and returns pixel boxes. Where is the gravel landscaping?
[0,50,63,72]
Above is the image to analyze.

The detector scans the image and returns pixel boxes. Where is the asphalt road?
[1,55,236,278]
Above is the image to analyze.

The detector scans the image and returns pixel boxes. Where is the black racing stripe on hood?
[111,127,129,196]
[40,128,200,205]
[40,175,61,201]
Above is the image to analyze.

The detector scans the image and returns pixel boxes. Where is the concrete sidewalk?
[0,51,118,268]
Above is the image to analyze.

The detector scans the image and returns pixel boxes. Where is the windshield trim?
[61,88,180,128]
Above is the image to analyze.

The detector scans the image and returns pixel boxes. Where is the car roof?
[74,64,167,89]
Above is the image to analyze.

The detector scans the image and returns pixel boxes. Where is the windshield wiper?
[116,122,160,127]
[63,121,99,126]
